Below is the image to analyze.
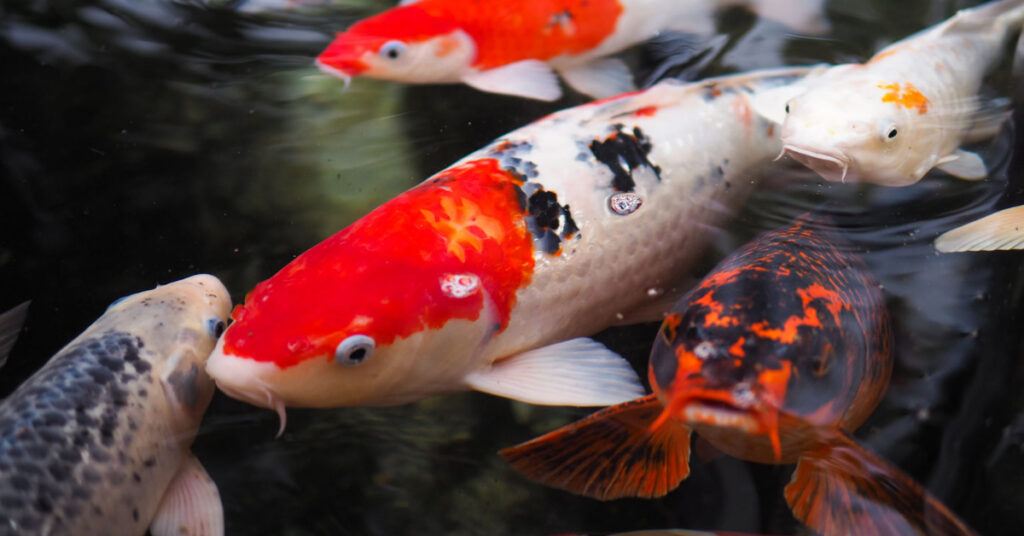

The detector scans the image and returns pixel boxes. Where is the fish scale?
[0,275,230,536]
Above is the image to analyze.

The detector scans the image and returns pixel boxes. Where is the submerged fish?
[770,0,1024,186]
[934,204,1024,251]
[501,218,977,535]
[0,275,231,536]
[206,67,810,427]
[316,0,826,101]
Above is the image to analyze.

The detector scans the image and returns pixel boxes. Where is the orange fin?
[499,395,691,500]
[785,432,978,536]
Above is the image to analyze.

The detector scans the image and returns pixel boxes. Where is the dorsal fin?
[785,432,978,535]
[499,394,691,500]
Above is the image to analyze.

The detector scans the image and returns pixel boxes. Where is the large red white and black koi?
[205,67,810,429]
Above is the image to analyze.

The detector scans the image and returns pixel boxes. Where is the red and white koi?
[205,67,810,427]
[316,0,826,101]
[771,0,1024,186]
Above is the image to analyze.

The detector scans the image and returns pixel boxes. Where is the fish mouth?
[682,399,760,434]
[783,144,852,183]
[206,346,289,438]
[315,58,362,87]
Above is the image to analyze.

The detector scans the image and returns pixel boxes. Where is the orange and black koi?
[502,217,978,536]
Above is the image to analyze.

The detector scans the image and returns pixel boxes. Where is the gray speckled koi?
[0,274,231,536]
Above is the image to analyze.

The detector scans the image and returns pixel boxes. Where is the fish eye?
[880,122,899,142]
[379,41,406,60]
[335,335,375,366]
[784,102,790,114]
[206,317,226,338]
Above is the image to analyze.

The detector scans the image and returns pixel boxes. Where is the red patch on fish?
[223,158,535,368]
[319,0,624,73]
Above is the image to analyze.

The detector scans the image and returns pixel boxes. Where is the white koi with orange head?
[205,68,813,427]
[777,0,1024,186]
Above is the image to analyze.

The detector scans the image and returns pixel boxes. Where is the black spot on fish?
[82,467,102,483]
[89,446,111,463]
[33,495,52,513]
[47,461,70,481]
[561,207,579,238]
[167,365,202,410]
[97,354,124,372]
[133,507,139,521]
[132,359,151,374]
[528,190,561,231]
[10,475,30,491]
[84,365,115,385]
[589,125,661,192]
[143,457,156,468]
[71,485,90,500]
[58,447,81,464]
[133,472,141,483]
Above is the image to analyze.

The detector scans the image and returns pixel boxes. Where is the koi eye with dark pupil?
[887,128,898,139]
[335,335,375,366]
[207,318,226,338]
[379,41,406,60]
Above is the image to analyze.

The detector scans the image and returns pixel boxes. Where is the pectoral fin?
[785,433,976,536]
[465,337,644,406]
[500,395,691,500]
[0,301,29,368]
[935,149,987,180]
[558,58,635,100]
[461,60,562,101]
[150,452,224,536]
[935,205,1024,252]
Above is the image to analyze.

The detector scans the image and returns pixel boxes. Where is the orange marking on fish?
[420,196,506,263]
[728,337,746,357]
[878,82,929,114]
[434,35,460,57]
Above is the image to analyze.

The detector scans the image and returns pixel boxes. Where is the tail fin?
[499,395,691,500]
[785,432,978,535]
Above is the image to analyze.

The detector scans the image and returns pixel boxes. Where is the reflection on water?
[1,0,1023,534]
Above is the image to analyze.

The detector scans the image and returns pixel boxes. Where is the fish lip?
[682,398,761,434]
[315,58,360,87]
[214,378,289,438]
[783,144,852,183]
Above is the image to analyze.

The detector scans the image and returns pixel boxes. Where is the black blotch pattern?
[526,188,580,255]
[0,331,157,532]
[589,125,662,192]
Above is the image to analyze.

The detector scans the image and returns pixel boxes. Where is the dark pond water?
[2,0,1024,534]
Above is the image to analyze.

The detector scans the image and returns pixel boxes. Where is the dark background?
[2,0,1023,534]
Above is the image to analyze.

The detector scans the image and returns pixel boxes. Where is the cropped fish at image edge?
[0,276,230,536]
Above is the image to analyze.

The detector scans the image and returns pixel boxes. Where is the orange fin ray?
[785,433,977,536]
[499,395,691,500]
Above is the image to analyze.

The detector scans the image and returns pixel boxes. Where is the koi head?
[316,5,476,85]
[648,221,889,462]
[781,78,936,186]
[206,159,535,420]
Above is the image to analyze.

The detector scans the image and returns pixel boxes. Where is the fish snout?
[782,144,852,183]
[206,341,289,437]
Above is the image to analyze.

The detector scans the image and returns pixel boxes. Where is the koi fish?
[0,275,231,536]
[769,0,1024,186]
[501,218,978,536]
[316,0,827,101]
[205,67,811,428]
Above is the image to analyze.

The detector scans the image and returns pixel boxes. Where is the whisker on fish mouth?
[781,144,851,183]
